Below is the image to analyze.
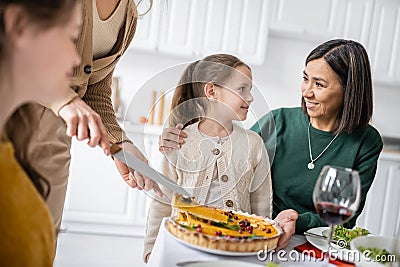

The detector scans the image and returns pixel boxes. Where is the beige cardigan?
[45,0,138,143]
[143,122,273,259]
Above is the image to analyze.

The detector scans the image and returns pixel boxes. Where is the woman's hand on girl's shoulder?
[158,123,187,153]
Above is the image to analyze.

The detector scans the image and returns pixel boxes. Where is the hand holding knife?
[110,143,164,197]
[110,143,192,198]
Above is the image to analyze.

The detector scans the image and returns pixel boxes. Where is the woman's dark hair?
[169,54,251,128]
[301,39,373,134]
[0,0,78,199]
[0,0,79,60]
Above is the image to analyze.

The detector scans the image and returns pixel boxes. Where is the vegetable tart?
[166,195,282,253]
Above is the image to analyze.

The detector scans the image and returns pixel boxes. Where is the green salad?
[359,246,393,265]
[332,225,370,249]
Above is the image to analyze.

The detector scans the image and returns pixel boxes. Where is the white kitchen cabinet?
[62,124,162,236]
[131,0,272,65]
[338,0,374,45]
[357,151,400,237]
[270,0,374,44]
[271,0,341,38]
[199,0,270,65]
[368,0,400,86]
[270,0,400,86]
[131,1,161,51]
[157,0,204,57]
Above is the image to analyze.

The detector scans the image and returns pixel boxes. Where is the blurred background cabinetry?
[357,151,400,236]
[270,0,400,85]
[270,0,374,43]
[132,0,271,65]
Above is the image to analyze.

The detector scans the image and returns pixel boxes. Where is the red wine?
[315,202,353,225]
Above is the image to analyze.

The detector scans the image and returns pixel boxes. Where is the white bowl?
[350,235,400,267]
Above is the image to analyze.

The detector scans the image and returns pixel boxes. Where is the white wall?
[114,34,400,138]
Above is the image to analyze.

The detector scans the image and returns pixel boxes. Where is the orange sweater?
[0,140,55,266]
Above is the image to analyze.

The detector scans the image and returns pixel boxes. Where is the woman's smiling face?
[301,58,344,127]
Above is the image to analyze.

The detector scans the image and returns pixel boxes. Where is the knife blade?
[110,144,192,197]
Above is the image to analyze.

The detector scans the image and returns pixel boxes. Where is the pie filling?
[173,210,279,239]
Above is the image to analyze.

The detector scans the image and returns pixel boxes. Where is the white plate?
[305,227,358,262]
[164,220,266,257]
[176,260,262,267]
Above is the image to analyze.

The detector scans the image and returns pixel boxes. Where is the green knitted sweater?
[251,107,383,234]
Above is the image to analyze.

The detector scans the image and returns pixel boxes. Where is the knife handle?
[110,143,122,156]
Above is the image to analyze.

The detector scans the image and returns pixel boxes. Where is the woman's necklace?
[307,122,339,170]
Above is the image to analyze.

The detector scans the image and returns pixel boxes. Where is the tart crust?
[167,218,281,252]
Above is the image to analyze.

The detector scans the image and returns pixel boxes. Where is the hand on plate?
[274,209,298,250]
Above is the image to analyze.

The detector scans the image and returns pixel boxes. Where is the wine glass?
[313,165,361,262]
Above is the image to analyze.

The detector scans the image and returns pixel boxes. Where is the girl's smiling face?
[214,65,254,122]
[301,58,344,128]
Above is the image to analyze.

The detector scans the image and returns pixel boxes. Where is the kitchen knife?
[110,144,192,197]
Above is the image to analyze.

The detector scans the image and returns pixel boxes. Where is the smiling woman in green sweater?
[158,39,383,237]
[251,107,382,234]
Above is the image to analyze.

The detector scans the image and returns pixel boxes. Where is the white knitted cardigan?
[143,122,273,259]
